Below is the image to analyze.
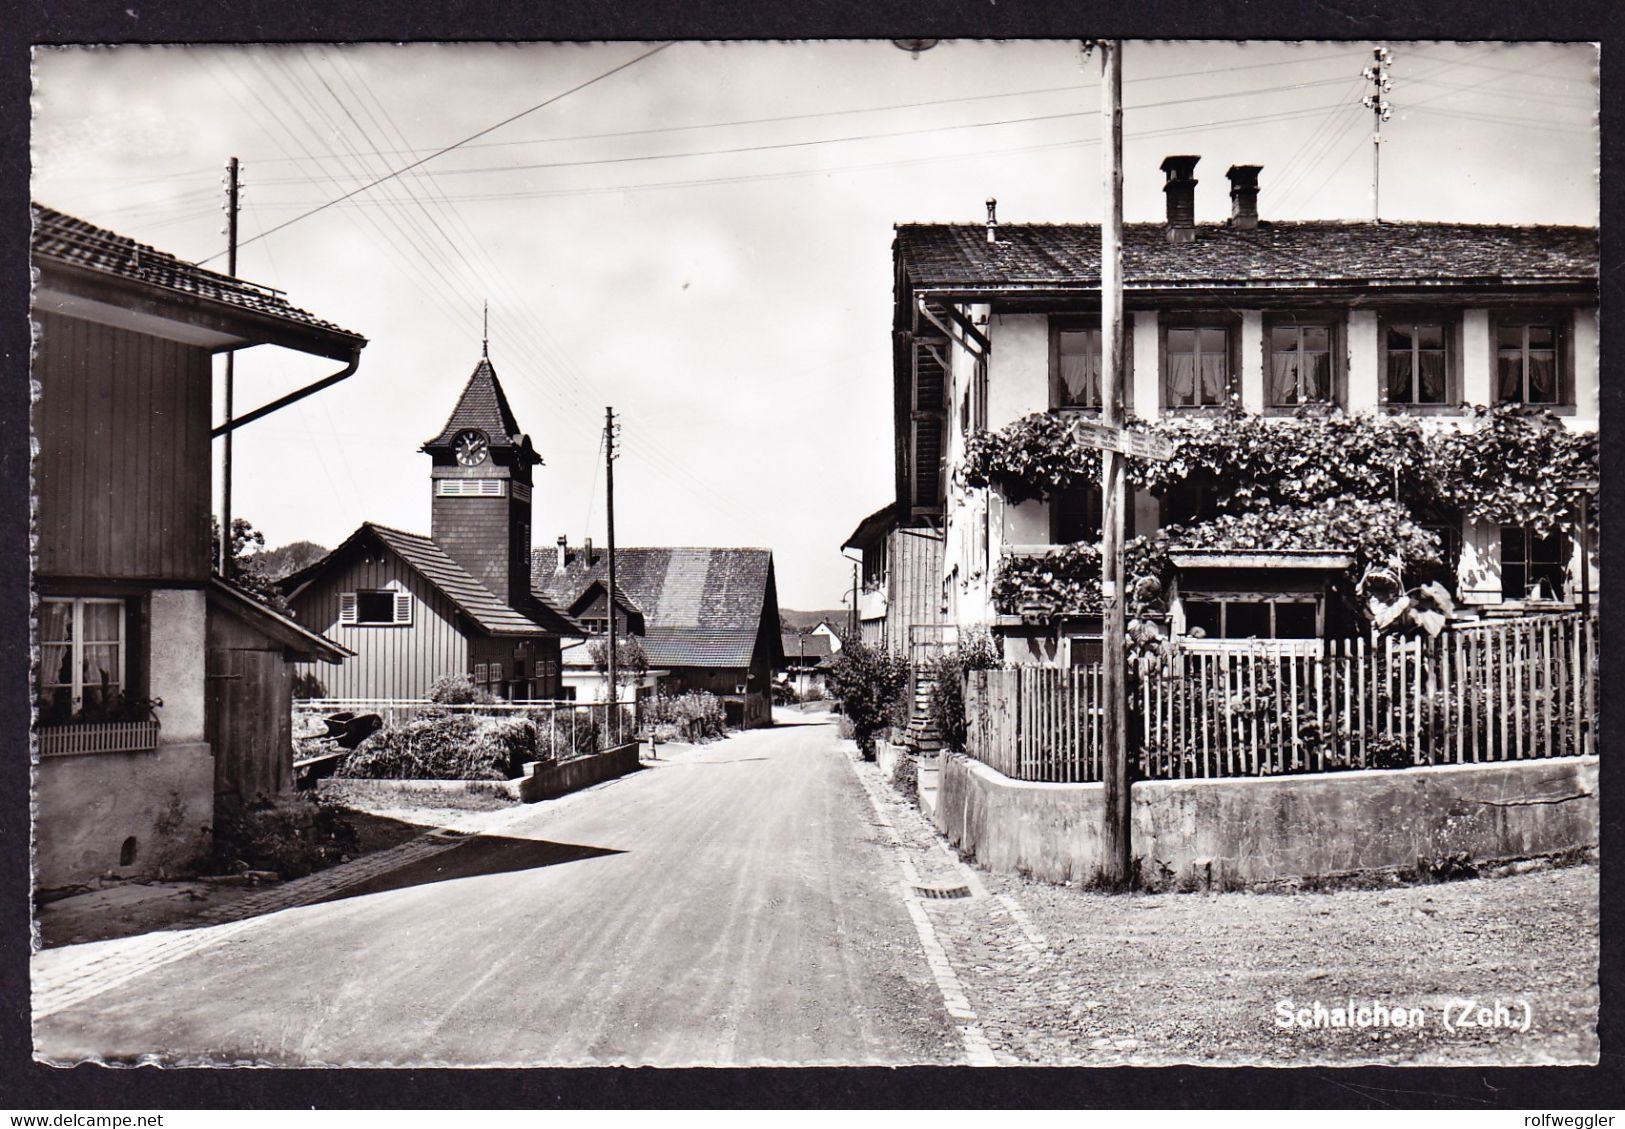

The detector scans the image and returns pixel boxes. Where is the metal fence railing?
[294,698,640,754]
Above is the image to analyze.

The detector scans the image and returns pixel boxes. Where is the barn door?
[207,645,293,811]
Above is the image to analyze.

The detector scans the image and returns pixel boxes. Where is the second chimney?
[1160,154,1200,243]
[985,197,998,244]
[1227,164,1262,230]
[556,534,568,572]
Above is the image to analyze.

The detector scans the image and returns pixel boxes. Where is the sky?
[29,40,1597,609]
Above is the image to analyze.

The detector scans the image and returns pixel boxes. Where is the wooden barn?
[283,353,578,701]
[30,204,364,887]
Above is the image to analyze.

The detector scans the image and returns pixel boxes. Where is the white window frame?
[340,589,414,627]
[38,597,126,713]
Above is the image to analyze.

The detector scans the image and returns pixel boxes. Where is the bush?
[926,628,1004,753]
[340,714,536,780]
[644,691,727,743]
[211,795,358,880]
[825,641,910,759]
[426,673,497,706]
[528,708,605,760]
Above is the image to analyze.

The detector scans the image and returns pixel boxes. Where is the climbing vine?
[966,405,1590,620]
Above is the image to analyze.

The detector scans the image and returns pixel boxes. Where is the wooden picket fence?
[962,612,1596,783]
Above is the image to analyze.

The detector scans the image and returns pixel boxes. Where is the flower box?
[37,720,161,757]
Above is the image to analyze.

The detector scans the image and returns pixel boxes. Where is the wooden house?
[30,204,362,887]
[283,355,577,700]
[536,543,784,727]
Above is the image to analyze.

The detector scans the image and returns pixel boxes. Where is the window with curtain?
[1496,322,1561,405]
[1500,525,1567,601]
[1165,326,1230,407]
[1383,321,1449,406]
[1269,323,1334,407]
[1052,327,1103,409]
[36,597,125,724]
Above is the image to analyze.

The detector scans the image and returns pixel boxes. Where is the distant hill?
[780,608,847,635]
[246,540,329,581]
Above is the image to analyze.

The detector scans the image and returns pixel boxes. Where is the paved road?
[34,718,962,1066]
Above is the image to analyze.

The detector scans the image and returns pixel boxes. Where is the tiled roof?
[780,632,834,667]
[423,358,527,450]
[31,203,365,342]
[283,523,572,637]
[896,221,1599,291]
[536,547,779,670]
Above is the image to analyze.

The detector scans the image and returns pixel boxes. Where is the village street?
[33,716,965,1067]
[33,713,1598,1068]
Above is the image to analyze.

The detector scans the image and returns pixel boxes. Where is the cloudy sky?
[30,40,1596,609]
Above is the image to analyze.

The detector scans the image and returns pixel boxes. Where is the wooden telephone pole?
[604,406,620,729]
[220,156,240,576]
[1098,40,1132,887]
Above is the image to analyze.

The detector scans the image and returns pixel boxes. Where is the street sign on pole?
[1070,418,1175,462]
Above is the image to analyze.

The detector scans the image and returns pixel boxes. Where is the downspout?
[211,345,364,438]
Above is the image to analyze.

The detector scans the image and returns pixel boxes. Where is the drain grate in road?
[428,828,472,841]
[914,883,972,900]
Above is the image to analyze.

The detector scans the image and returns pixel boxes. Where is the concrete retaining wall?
[519,742,642,802]
[936,753,1598,887]
[34,740,215,889]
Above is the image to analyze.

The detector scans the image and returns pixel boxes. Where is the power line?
[195,41,672,265]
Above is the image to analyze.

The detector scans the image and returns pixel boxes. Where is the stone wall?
[936,753,1597,887]
[34,741,214,889]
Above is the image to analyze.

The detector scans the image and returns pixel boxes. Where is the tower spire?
[482,301,489,359]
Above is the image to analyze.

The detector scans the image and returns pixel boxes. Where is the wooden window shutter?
[339,593,358,625]
[393,591,413,625]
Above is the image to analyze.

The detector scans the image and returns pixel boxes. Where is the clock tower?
[421,352,541,608]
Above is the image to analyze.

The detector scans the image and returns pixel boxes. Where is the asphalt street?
[33,717,961,1067]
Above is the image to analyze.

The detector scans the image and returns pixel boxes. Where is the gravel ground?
[861,755,1599,1067]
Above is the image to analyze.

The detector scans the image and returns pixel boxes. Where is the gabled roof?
[780,632,834,667]
[207,578,352,664]
[536,547,779,669]
[896,221,1599,293]
[31,203,365,359]
[283,522,575,637]
[422,357,528,450]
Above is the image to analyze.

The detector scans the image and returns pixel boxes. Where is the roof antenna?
[482,301,489,359]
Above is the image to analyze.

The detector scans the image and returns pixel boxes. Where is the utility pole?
[1362,46,1393,223]
[604,406,620,737]
[220,156,241,576]
[851,563,859,640]
[1099,40,1131,888]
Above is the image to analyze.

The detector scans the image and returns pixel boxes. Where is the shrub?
[210,795,358,880]
[825,641,910,759]
[340,714,535,780]
[643,691,727,743]
[528,709,605,760]
[426,673,497,706]
[926,628,1003,753]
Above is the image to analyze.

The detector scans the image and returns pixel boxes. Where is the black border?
[4,0,1622,1111]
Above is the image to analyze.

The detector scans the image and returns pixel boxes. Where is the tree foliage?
[925,628,1003,753]
[825,640,910,759]
[210,516,290,613]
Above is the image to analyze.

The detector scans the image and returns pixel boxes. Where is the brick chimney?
[584,537,593,565]
[1160,155,1200,243]
[556,534,568,572]
[1227,164,1262,229]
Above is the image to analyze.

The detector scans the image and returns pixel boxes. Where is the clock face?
[452,429,489,466]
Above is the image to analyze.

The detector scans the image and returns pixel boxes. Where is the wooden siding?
[34,309,211,581]
[884,527,945,654]
[288,549,470,699]
[207,608,294,809]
